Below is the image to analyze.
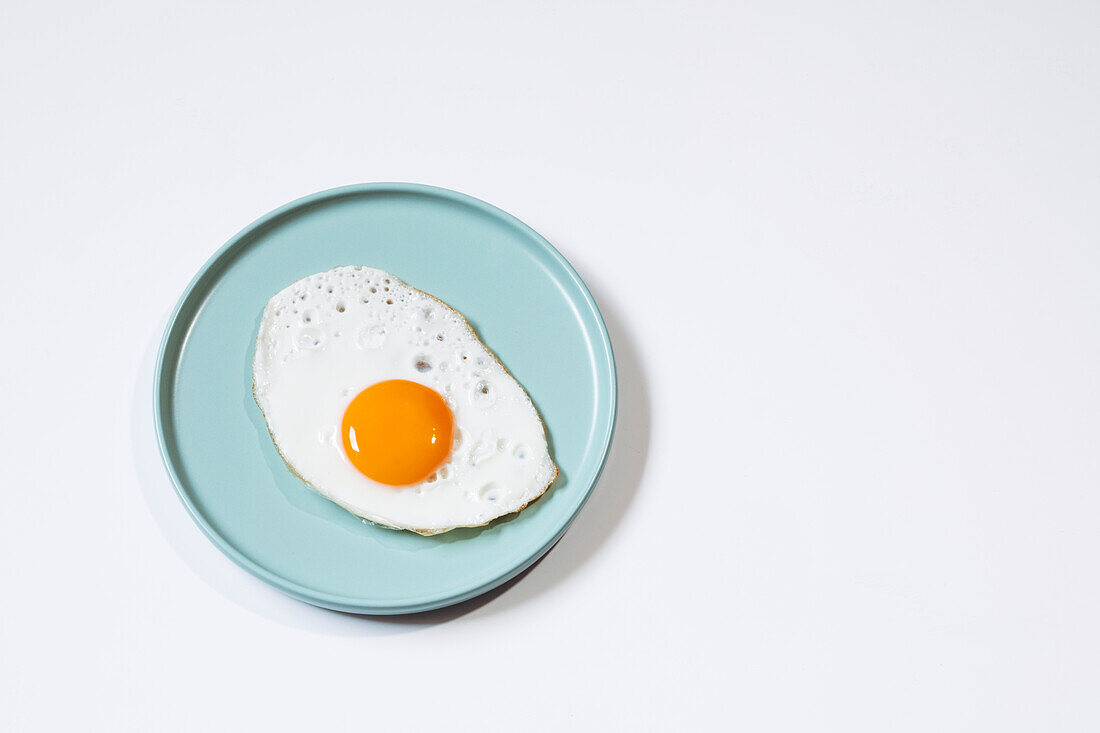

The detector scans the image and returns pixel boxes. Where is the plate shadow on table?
[132,280,647,634]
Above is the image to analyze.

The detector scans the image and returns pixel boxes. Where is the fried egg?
[252,266,557,535]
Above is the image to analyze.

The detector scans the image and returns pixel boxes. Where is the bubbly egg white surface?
[252,266,557,535]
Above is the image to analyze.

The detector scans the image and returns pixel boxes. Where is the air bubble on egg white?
[469,431,496,466]
[513,444,528,460]
[357,325,386,350]
[470,380,496,409]
[479,483,501,503]
[317,426,338,446]
[296,329,324,349]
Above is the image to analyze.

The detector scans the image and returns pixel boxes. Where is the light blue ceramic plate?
[154,183,616,614]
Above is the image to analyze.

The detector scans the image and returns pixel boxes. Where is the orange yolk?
[341,379,454,486]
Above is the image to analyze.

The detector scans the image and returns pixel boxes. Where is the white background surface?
[2,1,1099,730]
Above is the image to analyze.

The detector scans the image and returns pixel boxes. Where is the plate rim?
[153,182,618,614]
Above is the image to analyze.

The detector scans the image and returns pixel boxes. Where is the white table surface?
[3,1,1099,730]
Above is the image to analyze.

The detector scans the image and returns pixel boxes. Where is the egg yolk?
[341,379,454,486]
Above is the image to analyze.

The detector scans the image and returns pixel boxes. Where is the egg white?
[252,266,558,535]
